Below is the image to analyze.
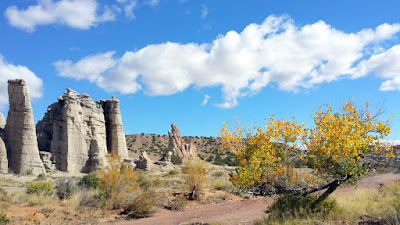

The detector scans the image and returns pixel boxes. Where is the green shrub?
[182,160,207,200]
[171,154,182,165]
[99,154,138,209]
[152,177,165,188]
[79,173,99,189]
[135,170,152,190]
[0,213,10,225]
[26,180,53,196]
[56,179,75,200]
[267,195,339,222]
[212,171,225,177]
[167,195,187,211]
[167,169,180,176]
[0,188,9,202]
[122,190,159,218]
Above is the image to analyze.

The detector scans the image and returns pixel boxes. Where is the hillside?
[126,134,238,166]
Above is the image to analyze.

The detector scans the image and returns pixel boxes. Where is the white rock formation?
[4,79,45,175]
[0,112,6,173]
[0,137,8,173]
[36,89,108,172]
[0,113,5,129]
[100,97,129,160]
[167,124,198,160]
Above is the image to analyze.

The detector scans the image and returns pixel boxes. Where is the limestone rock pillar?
[5,79,45,175]
[100,97,129,160]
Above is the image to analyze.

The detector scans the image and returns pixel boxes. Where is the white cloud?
[5,0,115,32]
[124,1,137,19]
[352,45,400,91]
[379,139,400,146]
[54,15,400,108]
[202,95,210,106]
[201,4,208,19]
[148,0,159,7]
[0,55,43,110]
[54,51,117,82]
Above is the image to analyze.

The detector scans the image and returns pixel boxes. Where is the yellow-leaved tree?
[220,101,393,202]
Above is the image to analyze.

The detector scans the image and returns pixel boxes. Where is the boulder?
[100,96,129,160]
[4,79,45,175]
[134,151,153,171]
[167,124,198,160]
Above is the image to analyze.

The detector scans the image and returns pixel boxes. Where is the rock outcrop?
[0,113,5,129]
[4,79,45,175]
[36,89,108,173]
[0,137,7,174]
[134,151,153,171]
[0,112,7,173]
[167,124,197,160]
[100,97,129,160]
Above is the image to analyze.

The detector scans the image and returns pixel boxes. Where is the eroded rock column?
[100,97,129,160]
[36,89,108,173]
[5,79,45,175]
[167,123,198,160]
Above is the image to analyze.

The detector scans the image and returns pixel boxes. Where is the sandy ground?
[108,173,400,225]
[3,172,400,225]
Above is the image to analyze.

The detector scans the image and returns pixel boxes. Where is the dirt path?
[107,197,273,225]
[107,173,400,225]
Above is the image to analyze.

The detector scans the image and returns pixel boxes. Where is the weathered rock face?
[134,151,153,171]
[39,151,55,173]
[4,79,45,175]
[36,89,108,173]
[0,112,6,173]
[167,124,197,160]
[100,97,129,160]
[0,113,5,129]
[0,138,8,173]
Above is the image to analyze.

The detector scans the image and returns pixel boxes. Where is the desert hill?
[126,134,238,166]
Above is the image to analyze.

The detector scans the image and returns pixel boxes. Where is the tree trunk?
[312,175,352,209]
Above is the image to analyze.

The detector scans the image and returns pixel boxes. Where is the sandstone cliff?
[4,79,45,175]
[167,124,198,160]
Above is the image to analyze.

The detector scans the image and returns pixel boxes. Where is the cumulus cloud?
[352,45,400,91]
[0,55,43,110]
[5,0,115,32]
[202,95,210,106]
[54,15,400,108]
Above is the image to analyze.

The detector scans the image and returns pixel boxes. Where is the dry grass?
[0,177,24,187]
[257,180,400,225]
[333,182,400,223]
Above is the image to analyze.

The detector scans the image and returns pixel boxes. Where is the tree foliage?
[219,101,393,199]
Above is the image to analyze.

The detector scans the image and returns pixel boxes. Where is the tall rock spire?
[5,79,45,175]
[168,123,198,160]
[100,96,129,160]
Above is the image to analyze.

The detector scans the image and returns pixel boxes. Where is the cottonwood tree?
[219,101,393,203]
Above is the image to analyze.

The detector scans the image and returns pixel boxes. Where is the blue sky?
[1,0,400,142]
